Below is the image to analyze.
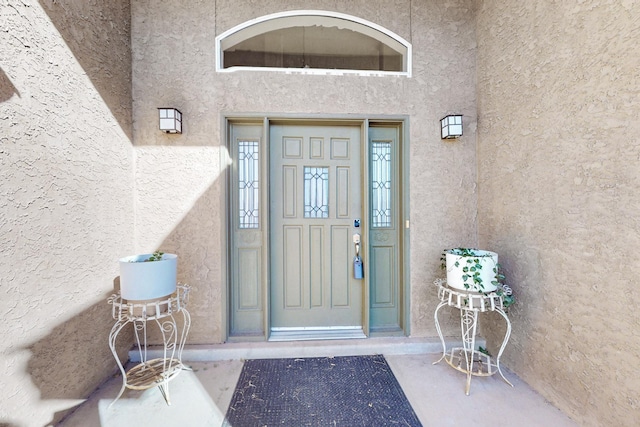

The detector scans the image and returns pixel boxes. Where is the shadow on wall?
[38,0,133,139]
[24,291,133,425]
[0,68,20,102]
[151,175,225,343]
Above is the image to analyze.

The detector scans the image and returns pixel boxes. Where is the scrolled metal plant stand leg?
[460,309,479,396]
[177,308,192,371]
[155,314,179,405]
[133,319,146,366]
[432,301,449,365]
[108,319,132,408]
[494,308,514,387]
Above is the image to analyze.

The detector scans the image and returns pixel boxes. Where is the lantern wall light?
[158,108,182,134]
[440,114,463,139]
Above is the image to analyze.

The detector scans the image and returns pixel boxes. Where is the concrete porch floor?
[59,338,577,426]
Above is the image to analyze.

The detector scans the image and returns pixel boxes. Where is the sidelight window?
[371,141,392,228]
[239,141,260,228]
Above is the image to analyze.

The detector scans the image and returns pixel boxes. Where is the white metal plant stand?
[108,284,191,407]
[433,278,513,395]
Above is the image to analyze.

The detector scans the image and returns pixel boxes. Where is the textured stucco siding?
[0,1,134,425]
[476,1,640,426]
[131,0,478,343]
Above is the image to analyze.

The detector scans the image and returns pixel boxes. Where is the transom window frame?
[215,10,412,77]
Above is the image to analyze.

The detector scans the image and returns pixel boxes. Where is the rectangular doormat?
[223,354,422,427]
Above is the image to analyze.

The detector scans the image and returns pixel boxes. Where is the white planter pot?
[445,249,498,293]
[119,253,177,300]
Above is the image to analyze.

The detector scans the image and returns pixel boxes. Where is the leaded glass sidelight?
[238,141,259,228]
[304,167,329,218]
[371,141,392,227]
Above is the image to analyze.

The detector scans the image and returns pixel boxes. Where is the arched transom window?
[216,10,412,76]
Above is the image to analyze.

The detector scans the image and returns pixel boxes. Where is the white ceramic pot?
[119,253,177,300]
[445,249,498,293]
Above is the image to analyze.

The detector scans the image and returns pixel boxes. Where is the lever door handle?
[353,233,361,256]
[353,233,364,280]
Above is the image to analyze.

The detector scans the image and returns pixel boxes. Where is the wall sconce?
[158,108,182,134]
[440,115,463,139]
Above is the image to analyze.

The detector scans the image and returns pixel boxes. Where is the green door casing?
[228,120,406,340]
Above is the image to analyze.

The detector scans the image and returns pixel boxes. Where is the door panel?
[283,225,303,307]
[371,245,395,306]
[270,124,363,332]
[309,225,324,307]
[330,225,352,307]
[238,248,261,308]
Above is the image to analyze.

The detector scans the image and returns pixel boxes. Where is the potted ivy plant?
[441,248,499,293]
[440,247,514,309]
[119,251,177,301]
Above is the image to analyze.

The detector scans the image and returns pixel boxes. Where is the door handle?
[353,233,361,256]
[353,233,364,279]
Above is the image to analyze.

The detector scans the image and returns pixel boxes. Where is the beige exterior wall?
[476,2,640,426]
[131,0,478,343]
[1,1,134,425]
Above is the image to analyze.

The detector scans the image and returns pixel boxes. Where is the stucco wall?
[131,0,478,343]
[0,1,134,425]
[476,1,640,426]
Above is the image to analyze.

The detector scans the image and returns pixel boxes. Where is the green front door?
[269,123,365,340]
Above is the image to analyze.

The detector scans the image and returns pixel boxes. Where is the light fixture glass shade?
[158,108,183,134]
[441,115,463,139]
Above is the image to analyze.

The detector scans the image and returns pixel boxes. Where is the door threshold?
[269,326,366,342]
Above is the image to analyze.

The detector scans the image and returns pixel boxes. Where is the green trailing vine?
[127,251,165,262]
[478,346,492,357]
[440,248,498,291]
[145,251,165,262]
[441,247,515,310]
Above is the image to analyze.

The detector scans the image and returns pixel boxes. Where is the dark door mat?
[223,354,422,427]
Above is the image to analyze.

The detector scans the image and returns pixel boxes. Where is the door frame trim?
[223,114,410,342]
